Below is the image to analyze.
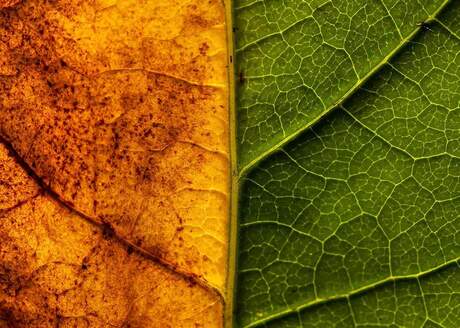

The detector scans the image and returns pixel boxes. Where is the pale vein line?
[243,257,460,328]
[238,0,454,179]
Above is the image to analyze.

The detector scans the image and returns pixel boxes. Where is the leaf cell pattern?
[236,0,449,172]
[0,0,230,326]
[236,0,460,327]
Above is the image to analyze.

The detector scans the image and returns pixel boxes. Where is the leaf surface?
[0,144,223,327]
[0,0,230,326]
[2,0,460,327]
[235,0,460,327]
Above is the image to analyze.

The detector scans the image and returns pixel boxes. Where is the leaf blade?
[236,0,460,326]
[236,0,451,174]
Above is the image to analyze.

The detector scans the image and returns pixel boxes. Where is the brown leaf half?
[0,0,230,326]
[0,143,223,327]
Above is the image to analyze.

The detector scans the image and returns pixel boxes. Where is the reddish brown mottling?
[0,143,224,327]
[0,0,229,326]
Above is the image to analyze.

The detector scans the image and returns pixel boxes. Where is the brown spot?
[239,70,245,84]
[199,42,209,55]
[101,221,115,239]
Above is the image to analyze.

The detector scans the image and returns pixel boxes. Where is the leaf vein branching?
[93,67,225,89]
[0,134,224,301]
[378,0,403,40]
[434,18,460,42]
[242,257,460,328]
[0,192,42,218]
[238,0,454,179]
[343,107,454,161]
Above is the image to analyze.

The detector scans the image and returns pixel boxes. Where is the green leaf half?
[234,0,460,327]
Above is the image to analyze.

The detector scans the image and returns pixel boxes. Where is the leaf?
[2,0,460,327]
[0,0,229,326]
[235,0,460,327]
[0,144,223,327]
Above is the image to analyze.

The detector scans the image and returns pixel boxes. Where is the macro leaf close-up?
[0,0,459,327]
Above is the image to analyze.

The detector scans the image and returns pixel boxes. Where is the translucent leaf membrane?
[0,0,230,326]
[0,144,223,327]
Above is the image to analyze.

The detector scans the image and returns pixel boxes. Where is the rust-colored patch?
[0,0,229,325]
[0,142,224,327]
[0,0,20,9]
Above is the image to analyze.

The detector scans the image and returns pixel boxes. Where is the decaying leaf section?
[0,0,229,326]
[0,144,223,327]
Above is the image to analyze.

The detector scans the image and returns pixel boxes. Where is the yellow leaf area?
[0,0,229,326]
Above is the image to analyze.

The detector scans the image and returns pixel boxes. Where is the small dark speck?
[239,71,245,84]
[417,21,433,32]
[101,221,115,239]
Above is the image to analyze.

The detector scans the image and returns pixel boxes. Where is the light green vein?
[237,0,454,179]
[243,257,460,328]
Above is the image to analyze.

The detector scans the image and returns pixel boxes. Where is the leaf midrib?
[237,0,453,179]
[242,257,460,328]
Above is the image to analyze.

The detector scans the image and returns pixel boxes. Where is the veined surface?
[0,0,231,326]
[235,0,460,327]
